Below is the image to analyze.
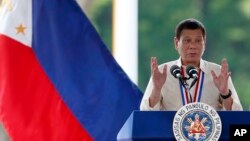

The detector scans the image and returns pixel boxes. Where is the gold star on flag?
[16,24,27,35]
[0,0,13,11]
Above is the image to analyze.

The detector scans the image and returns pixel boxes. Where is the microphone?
[170,65,186,88]
[186,65,198,89]
[171,65,192,102]
[170,65,182,79]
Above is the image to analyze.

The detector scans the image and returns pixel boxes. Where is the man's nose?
[189,41,197,48]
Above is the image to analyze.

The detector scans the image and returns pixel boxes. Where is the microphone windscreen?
[186,65,198,78]
[170,65,181,78]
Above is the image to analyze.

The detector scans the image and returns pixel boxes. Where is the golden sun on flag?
[16,24,26,35]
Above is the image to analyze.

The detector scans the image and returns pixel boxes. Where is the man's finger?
[221,58,229,73]
[162,64,167,76]
[211,70,217,80]
[151,57,156,73]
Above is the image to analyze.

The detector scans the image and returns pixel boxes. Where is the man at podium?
[140,18,242,111]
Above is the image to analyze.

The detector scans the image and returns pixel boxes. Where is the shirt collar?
[177,57,208,74]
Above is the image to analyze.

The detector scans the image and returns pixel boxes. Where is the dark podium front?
[117,111,250,141]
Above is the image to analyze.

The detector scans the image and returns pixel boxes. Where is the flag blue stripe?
[32,0,142,140]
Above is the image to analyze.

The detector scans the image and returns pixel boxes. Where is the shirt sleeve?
[224,77,243,110]
[140,77,162,111]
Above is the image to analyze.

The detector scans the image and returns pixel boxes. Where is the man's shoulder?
[202,60,221,72]
[203,60,220,67]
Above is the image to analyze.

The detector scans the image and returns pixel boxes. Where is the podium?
[117,111,250,141]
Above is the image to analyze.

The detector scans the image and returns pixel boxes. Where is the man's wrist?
[220,89,232,99]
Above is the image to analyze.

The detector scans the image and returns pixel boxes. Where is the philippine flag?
[0,0,142,141]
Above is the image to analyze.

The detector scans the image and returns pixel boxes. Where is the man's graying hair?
[175,18,206,40]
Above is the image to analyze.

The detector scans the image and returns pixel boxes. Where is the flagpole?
[113,0,138,84]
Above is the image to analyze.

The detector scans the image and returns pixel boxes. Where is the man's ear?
[174,37,179,50]
[203,37,206,51]
[204,37,206,49]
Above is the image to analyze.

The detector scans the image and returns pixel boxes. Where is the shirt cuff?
[144,98,161,110]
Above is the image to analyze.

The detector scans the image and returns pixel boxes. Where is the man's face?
[174,29,205,66]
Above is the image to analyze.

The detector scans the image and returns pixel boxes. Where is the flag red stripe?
[0,34,92,141]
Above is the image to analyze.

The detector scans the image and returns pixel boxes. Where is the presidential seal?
[173,102,222,141]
